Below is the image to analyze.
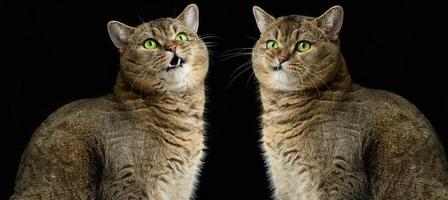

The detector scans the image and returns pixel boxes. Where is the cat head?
[108,4,208,93]
[252,6,344,92]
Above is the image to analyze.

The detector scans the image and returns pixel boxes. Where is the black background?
[1,0,446,199]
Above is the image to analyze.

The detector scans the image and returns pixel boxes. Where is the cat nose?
[165,45,177,53]
[278,56,289,64]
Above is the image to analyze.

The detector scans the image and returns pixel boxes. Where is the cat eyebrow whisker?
[135,11,147,24]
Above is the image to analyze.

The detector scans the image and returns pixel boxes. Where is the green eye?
[266,40,279,49]
[296,41,311,52]
[144,39,158,49]
[175,33,188,41]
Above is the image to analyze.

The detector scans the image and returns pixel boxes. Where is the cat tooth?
[177,58,181,66]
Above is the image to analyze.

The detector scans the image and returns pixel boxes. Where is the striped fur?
[11,4,208,200]
[252,5,448,200]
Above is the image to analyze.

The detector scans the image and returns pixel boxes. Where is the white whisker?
[301,64,332,92]
[244,72,255,90]
[226,66,253,89]
[129,65,152,96]
[302,72,321,99]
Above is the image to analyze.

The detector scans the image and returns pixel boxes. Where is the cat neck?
[260,55,352,110]
[112,71,205,111]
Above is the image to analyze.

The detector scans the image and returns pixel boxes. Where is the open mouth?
[166,55,184,71]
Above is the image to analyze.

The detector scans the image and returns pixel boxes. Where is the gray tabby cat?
[252,5,448,200]
[11,4,208,200]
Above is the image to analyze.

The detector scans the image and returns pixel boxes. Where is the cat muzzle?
[167,54,184,71]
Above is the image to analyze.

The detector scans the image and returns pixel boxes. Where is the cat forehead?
[264,15,317,37]
[133,18,185,36]
[139,18,177,29]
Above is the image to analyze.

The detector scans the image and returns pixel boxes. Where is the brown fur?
[11,4,208,200]
[252,5,448,199]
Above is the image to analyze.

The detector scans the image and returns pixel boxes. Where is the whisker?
[221,47,254,55]
[246,36,259,41]
[199,33,221,38]
[129,65,152,96]
[136,11,146,24]
[302,72,321,99]
[230,60,253,77]
[295,70,304,91]
[304,70,331,92]
[220,50,265,62]
[227,60,263,89]
[226,66,253,89]
[244,71,255,90]
[229,59,263,78]
[219,52,253,61]
[300,64,332,92]
[139,66,152,98]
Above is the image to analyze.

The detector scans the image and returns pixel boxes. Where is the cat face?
[108,4,208,93]
[252,6,344,92]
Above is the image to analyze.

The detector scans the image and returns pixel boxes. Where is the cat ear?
[107,21,135,50]
[315,5,344,40]
[176,4,199,33]
[253,6,275,33]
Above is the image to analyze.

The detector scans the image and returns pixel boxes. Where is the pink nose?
[278,56,289,64]
[166,45,177,52]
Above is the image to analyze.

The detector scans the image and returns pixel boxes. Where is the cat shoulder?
[351,84,416,111]
[35,95,115,135]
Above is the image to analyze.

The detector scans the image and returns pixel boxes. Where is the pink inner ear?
[253,6,275,33]
[108,21,135,49]
[316,7,343,40]
[178,5,199,32]
[185,12,197,28]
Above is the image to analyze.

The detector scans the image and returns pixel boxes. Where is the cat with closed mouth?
[252,5,448,200]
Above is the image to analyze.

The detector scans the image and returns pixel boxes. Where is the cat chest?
[100,118,204,173]
[262,117,367,199]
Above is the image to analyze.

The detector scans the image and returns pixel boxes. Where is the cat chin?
[270,70,300,91]
[162,63,194,91]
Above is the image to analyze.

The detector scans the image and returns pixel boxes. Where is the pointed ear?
[253,6,275,33]
[176,4,199,33]
[315,5,344,40]
[107,20,135,50]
